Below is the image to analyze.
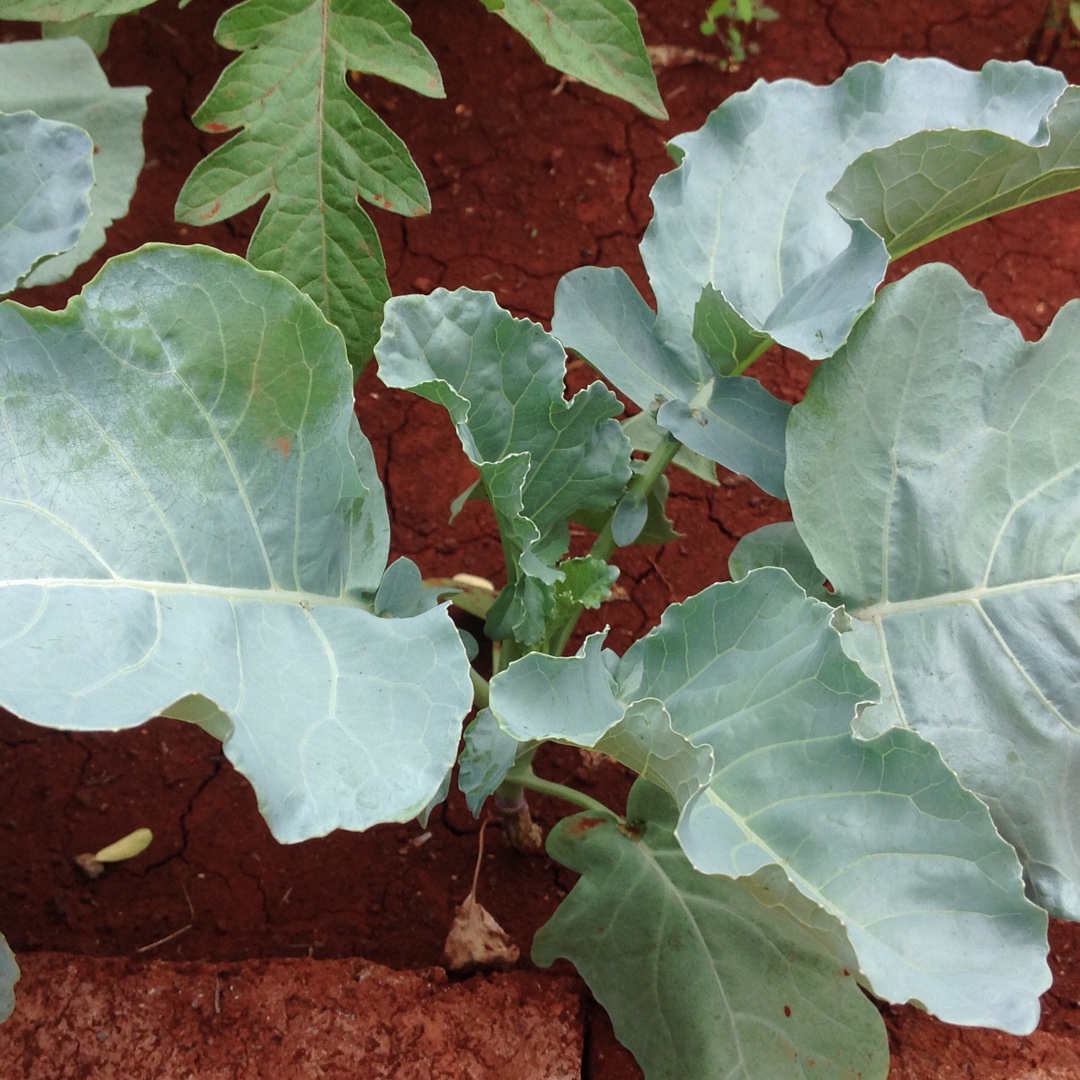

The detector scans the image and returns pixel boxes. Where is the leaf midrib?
[0,576,366,609]
[852,570,1080,619]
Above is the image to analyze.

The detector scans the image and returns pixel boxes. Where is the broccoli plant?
[3,47,1080,1079]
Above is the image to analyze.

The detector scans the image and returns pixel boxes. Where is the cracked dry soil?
[3,0,1080,1076]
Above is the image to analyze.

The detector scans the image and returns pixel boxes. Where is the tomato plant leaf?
[787,262,1080,922]
[175,0,443,373]
[533,780,889,1080]
[490,0,665,119]
[0,38,147,287]
[0,111,93,294]
[0,244,472,843]
[616,569,1050,1031]
[375,288,632,643]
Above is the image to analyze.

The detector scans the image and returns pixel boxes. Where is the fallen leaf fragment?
[442,821,520,973]
[443,893,520,974]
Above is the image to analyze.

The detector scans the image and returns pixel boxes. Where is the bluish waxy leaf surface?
[175,0,443,371]
[458,707,528,816]
[489,632,623,744]
[593,698,714,809]
[0,111,93,294]
[486,563,1050,1029]
[0,245,472,843]
[729,521,832,603]
[553,264,790,496]
[0,38,146,287]
[375,287,631,643]
[787,263,1080,921]
[534,780,889,1080]
[0,933,17,1023]
[554,58,1080,493]
[621,410,717,485]
[616,569,1049,1031]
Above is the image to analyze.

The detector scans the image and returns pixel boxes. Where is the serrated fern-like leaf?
[175,0,444,374]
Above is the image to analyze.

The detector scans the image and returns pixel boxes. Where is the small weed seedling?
[699,0,778,67]
[74,827,153,880]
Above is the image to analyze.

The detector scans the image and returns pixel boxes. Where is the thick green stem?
[729,336,775,377]
[501,765,619,820]
[470,668,490,710]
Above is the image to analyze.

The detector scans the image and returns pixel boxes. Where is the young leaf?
[552,555,620,612]
[787,262,1080,922]
[533,780,889,1080]
[555,58,1080,491]
[490,0,665,119]
[592,698,714,808]
[490,632,622,744]
[175,0,444,373]
[553,264,790,496]
[0,38,147,287]
[616,569,1050,1032]
[0,244,472,843]
[376,288,632,643]
[0,111,93,294]
[458,707,529,816]
[374,557,444,616]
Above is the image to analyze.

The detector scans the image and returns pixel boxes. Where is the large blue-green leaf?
[490,0,664,119]
[729,522,832,603]
[645,57,1074,363]
[787,263,1080,921]
[0,244,472,843]
[0,38,147,287]
[615,569,1049,1032]
[375,288,631,643]
[0,111,93,294]
[534,780,889,1080]
[175,0,443,372]
[554,58,1080,494]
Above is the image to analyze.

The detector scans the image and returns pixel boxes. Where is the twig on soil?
[135,923,192,954]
